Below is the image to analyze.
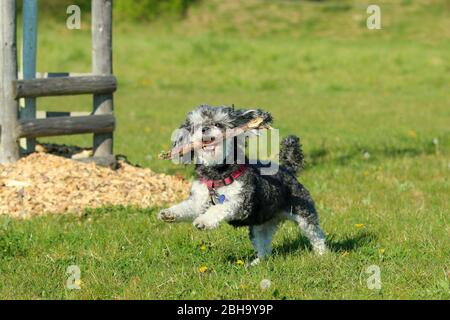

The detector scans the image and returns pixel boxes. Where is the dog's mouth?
[202,137,217,153]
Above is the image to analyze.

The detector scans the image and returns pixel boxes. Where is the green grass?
[1,0,449,299]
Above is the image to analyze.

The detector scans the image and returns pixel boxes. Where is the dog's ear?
[170,119,194,164]
[232,108,273,127]
[172,119,192,150]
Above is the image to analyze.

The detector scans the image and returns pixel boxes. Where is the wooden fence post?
[92,0,114,158]
[21,0,38,154]
[0,0,20,164]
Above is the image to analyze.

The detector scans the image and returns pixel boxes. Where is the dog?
[158,105,327,265]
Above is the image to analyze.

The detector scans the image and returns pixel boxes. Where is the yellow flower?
[355,224,365,229]
[236,259,245,266]
[341,251,350,257]
[379,248,385,254]
[200,245,207,251]
[139,79,153,87]
[406,130,417,138]
[198,266,208,273]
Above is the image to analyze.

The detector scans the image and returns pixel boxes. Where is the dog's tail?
[280,135,304,175]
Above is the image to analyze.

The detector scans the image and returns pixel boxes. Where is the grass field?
[0,0,449,299]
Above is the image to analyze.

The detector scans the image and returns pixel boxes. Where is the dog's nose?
[202,126,211,134]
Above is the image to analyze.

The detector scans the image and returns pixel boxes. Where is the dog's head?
[172,105,272,166]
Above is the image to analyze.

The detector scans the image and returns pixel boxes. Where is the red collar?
[199,165,248,190]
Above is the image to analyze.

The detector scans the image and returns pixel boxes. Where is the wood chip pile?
[0,153,190,218]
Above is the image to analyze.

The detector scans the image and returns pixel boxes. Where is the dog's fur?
[159,105,327,265]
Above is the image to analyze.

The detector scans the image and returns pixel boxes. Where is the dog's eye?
[215,123,224,129]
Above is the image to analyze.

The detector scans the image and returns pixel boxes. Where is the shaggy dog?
[159,105,327,265]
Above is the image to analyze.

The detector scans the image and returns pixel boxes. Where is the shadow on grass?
[327,231,377,253]
[307,138,443,168]
[218,231,378,265]
[274,231,377,256]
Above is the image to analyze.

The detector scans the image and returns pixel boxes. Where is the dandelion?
[198,266,208,273]
[236,259,245,266]
[200,245,207,251]
[363,151,371,159]
[355,223,365,229]
[260,279,271,290]
[341,251,350,257]
[379,248,385,254]
[140,79,153,87]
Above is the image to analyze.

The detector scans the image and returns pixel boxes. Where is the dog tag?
[210,189,226,205]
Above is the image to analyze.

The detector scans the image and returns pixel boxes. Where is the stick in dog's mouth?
[158,116,272,160]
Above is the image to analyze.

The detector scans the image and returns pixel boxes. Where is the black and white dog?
[159,105,327,265]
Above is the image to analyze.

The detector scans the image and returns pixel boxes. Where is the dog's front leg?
[159,199,198,223]
[159,182,210,223]
[193,203,238,230]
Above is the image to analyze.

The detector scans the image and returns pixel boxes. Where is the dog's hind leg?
[248,218,280,266]
[285,211,328,255]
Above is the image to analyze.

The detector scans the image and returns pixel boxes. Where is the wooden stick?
[159,117,272,160]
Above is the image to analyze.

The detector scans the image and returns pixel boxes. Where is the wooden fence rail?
[0,0,116,165]
[14,75,117,99]
[17,114,116,139]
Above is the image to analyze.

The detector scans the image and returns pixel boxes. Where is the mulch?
[0,146,190,218]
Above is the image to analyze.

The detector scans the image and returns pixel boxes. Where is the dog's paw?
[313,244,329,256]
[158,209,176,223]
[193,216,219,230]
[248,258,261,267]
